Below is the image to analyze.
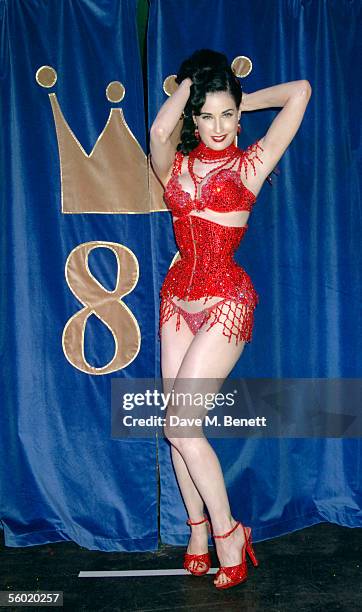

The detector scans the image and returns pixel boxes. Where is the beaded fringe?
[158,297,255,345]
[203,298,254,345]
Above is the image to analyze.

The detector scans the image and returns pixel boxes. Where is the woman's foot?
[185,519,210,573]
[212,518,246,587]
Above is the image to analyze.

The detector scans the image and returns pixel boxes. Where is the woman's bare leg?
[162,303,250,586]
[161,314,209,571]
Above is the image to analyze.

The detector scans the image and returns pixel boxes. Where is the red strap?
[186,515,208,526]
[212,520,241,539]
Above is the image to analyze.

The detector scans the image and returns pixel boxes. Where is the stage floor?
[1,523,361,611]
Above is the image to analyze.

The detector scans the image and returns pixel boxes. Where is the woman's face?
[193,91,241,150]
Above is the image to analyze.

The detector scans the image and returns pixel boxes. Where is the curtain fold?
[147,0,362,544]
[0,0,360,554]
[0,0,158,552]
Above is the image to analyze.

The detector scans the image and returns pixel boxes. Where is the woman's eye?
[202,113,233,119]
[201,113,233,119]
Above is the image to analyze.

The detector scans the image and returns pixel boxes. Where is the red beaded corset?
[160,141,263,305]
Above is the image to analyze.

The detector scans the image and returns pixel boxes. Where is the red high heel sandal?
[212,521,259,589]
[183,515,211,576]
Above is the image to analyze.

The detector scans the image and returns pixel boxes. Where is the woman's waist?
[161,266,258,304]
[172,255,243,274]
[176,251,237,264]
[165,258,254,283]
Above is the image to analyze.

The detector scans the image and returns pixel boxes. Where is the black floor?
[1,523,361,611]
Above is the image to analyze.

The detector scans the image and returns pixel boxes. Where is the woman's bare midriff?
[173,208,250,227]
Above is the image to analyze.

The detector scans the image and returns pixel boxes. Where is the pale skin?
[150,76,312,586]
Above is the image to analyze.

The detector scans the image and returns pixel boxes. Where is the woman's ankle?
[211,514,237,536]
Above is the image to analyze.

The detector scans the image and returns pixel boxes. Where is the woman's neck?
[191,140,238,161]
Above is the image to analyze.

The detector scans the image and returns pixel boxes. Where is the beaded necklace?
[188,140,240,201]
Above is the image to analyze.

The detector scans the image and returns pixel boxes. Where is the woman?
[150,49,311,589]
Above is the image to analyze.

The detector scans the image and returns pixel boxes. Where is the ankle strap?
[212,520,241,539]
[186,515,209,526]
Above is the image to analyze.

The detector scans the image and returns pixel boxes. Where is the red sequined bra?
[164,142,261,219]
[159,140,264,343]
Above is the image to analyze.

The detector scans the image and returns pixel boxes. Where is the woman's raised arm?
[150,77,193,182]
[241,80,312,179]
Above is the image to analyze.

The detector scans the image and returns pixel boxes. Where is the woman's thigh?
[160,296,226,381]
[161,298,247,378]
[175,296,247,379]
[160,310,194,392]
[163,319,246,440]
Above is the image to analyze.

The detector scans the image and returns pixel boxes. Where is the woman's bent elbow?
[150,124,169,144]
[299,80,312,97]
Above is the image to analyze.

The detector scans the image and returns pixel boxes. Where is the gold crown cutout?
[35,56,252,215]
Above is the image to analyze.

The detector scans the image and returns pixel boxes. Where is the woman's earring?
[237,124,241,134]
[194,127,200,140]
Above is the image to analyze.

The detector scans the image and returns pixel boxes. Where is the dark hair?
[175,49,242,155]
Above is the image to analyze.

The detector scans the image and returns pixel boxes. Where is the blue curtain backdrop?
[0,0,158,551]
[0,0,361,555]
[147,0,362,545]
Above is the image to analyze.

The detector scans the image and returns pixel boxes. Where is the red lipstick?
[211,135,227,142]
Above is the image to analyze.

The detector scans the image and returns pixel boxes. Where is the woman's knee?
[163,425,184,450]
[163,424,203,450]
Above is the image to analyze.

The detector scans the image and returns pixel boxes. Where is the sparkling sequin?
[159,296,256,346]
[159,141,263,344]
[163,141,263,219]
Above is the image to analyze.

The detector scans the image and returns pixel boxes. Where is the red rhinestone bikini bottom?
[158,296,256,346]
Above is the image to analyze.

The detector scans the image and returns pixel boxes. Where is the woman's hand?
[176,76,193,87]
